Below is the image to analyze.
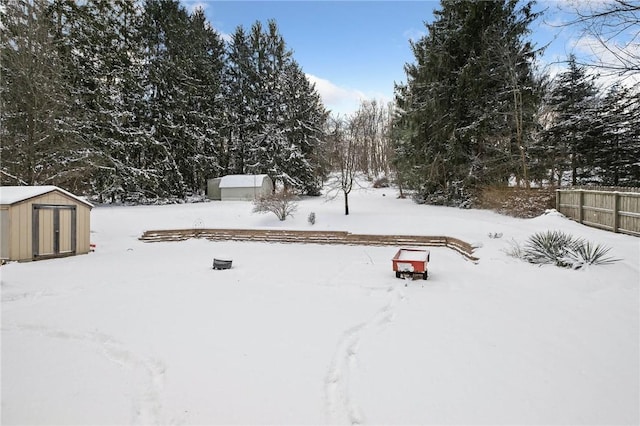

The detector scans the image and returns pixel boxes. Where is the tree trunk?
[344,191,349,215]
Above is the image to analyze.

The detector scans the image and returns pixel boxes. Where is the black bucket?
[213,258,232,270]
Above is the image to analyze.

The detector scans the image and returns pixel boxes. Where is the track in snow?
[2,323,166,425]
[325,285,405,425]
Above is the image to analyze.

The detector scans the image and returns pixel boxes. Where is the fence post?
[613,192,620,233]
[578,190,584,223]
[555,189,560,212]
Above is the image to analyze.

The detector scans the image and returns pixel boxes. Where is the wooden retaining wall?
[139,228,479,262]
[556,188,640,237]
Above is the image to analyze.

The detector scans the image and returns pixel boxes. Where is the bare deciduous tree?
[325,115,358,215]
[349,100,394,178]
[564,0,640,76]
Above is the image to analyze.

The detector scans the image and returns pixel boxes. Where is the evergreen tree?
[393,0,541,205]
[543,55,598,186]
[278,61,328,194]
[180,7,226,194]
[224,20,327,194]
[140,0,194,198]
[243,20,292,183]
[3,0,325,201]
[94,0,153,202]
[0,0,85,189]
[595,85,640,186]
[50,0,153,201]
[224,25,255,175]
[140,0,226,199]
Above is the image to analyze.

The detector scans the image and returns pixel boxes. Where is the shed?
[0,186,93,261]
[218,174,273,201]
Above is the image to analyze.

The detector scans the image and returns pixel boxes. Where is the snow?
[218,174,270,188]
[395,248,430,261]
[0,185,93,207]
[2,182,639,425]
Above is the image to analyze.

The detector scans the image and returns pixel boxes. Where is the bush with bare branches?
[252,188,298,221]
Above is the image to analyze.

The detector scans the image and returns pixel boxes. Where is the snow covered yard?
[2,184,639,425]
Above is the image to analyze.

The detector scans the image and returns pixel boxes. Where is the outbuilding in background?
[0,186,93,262]
[211,174,273,201]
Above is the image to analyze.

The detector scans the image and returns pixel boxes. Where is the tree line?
[393,0,640,206]
[1,0,328,202]
[2,0,639,207]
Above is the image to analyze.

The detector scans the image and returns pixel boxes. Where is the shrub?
[504,239,525,259]
[372,176,390,188]
[506,230,619,269]
[308,212,316,225]
[252,188,298,221]
[474,186,555,218]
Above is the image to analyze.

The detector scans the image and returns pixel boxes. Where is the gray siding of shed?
[207,178,222,200]
[221,186,261,201]
[219,176,273,201]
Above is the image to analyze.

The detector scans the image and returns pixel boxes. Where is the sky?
[180,0,626,116]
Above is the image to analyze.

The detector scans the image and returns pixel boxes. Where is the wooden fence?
[556,188,640,236]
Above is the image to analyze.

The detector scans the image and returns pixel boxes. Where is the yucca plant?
[512,230,619,269]
[523,230,577,267]
[567,240,619,269]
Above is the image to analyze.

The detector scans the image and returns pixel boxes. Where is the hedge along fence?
[556,188,640,237]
